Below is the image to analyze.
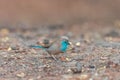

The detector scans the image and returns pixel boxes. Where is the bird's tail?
[29,45,44,49]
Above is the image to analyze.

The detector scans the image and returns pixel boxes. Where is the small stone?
[66,57,71,61]
[94,72,99,76]
[80,74,90,80]
[89,65,95,69]
[100,56,108,60]
[1,37,9,42]
[66,68,72,73]
[60,56,67,61]
[8,47,12,51]
[76,42,81,47]
[71,62,82,74]
[28,78,33,80]
[62,74,90,80]
[88,65,96,72]
[37,76,41,79]
[76,62,82,71]
[89,78,93,80]
[97,66,106,72]
[16,72,25,78]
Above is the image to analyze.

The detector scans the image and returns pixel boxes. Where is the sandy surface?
[0,23,120,80]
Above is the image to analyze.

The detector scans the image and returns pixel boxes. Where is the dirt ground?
[0,22,120,80]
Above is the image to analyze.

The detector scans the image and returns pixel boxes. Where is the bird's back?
[46,40,63,55]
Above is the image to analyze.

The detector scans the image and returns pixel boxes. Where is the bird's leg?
[45,51,58,61]
[45,52,67,66]
[51,55,58,61]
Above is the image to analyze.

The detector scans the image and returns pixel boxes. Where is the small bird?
[30,36,71,61]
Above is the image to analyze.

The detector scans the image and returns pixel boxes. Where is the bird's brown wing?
[46,40,63,55]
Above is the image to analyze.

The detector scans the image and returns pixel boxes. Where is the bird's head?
[60,36,70,52]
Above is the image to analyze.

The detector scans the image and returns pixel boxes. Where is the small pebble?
[16,72,25,78]
[1,37,9,42]
[66,68,72,73]
[79,74,90,80]
[88,65,96,72]
[28,78,33,80]
[7,47,12,51]
[71,62,82,73]
[37,76,41,79]
[89,65,95,69]
[66,57,71,61]
[89,78,93,80]
[76,42,81,47]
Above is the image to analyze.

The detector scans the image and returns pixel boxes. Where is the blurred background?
[0,0,120,28]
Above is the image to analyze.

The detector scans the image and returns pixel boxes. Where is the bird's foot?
[51,55,58,61]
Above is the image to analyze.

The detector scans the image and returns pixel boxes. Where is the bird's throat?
[60,41,69,52]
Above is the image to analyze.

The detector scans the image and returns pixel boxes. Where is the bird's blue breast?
[60,40,69,52]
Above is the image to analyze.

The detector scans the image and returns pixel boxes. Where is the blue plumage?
[60,40,69,52]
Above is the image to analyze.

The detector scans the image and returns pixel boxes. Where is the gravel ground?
[0,23,120,80]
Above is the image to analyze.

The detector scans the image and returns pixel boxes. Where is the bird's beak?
[68,41,71,45]
[67,41,74,50]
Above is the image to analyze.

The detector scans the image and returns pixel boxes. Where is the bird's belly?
[47,48,63,55]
